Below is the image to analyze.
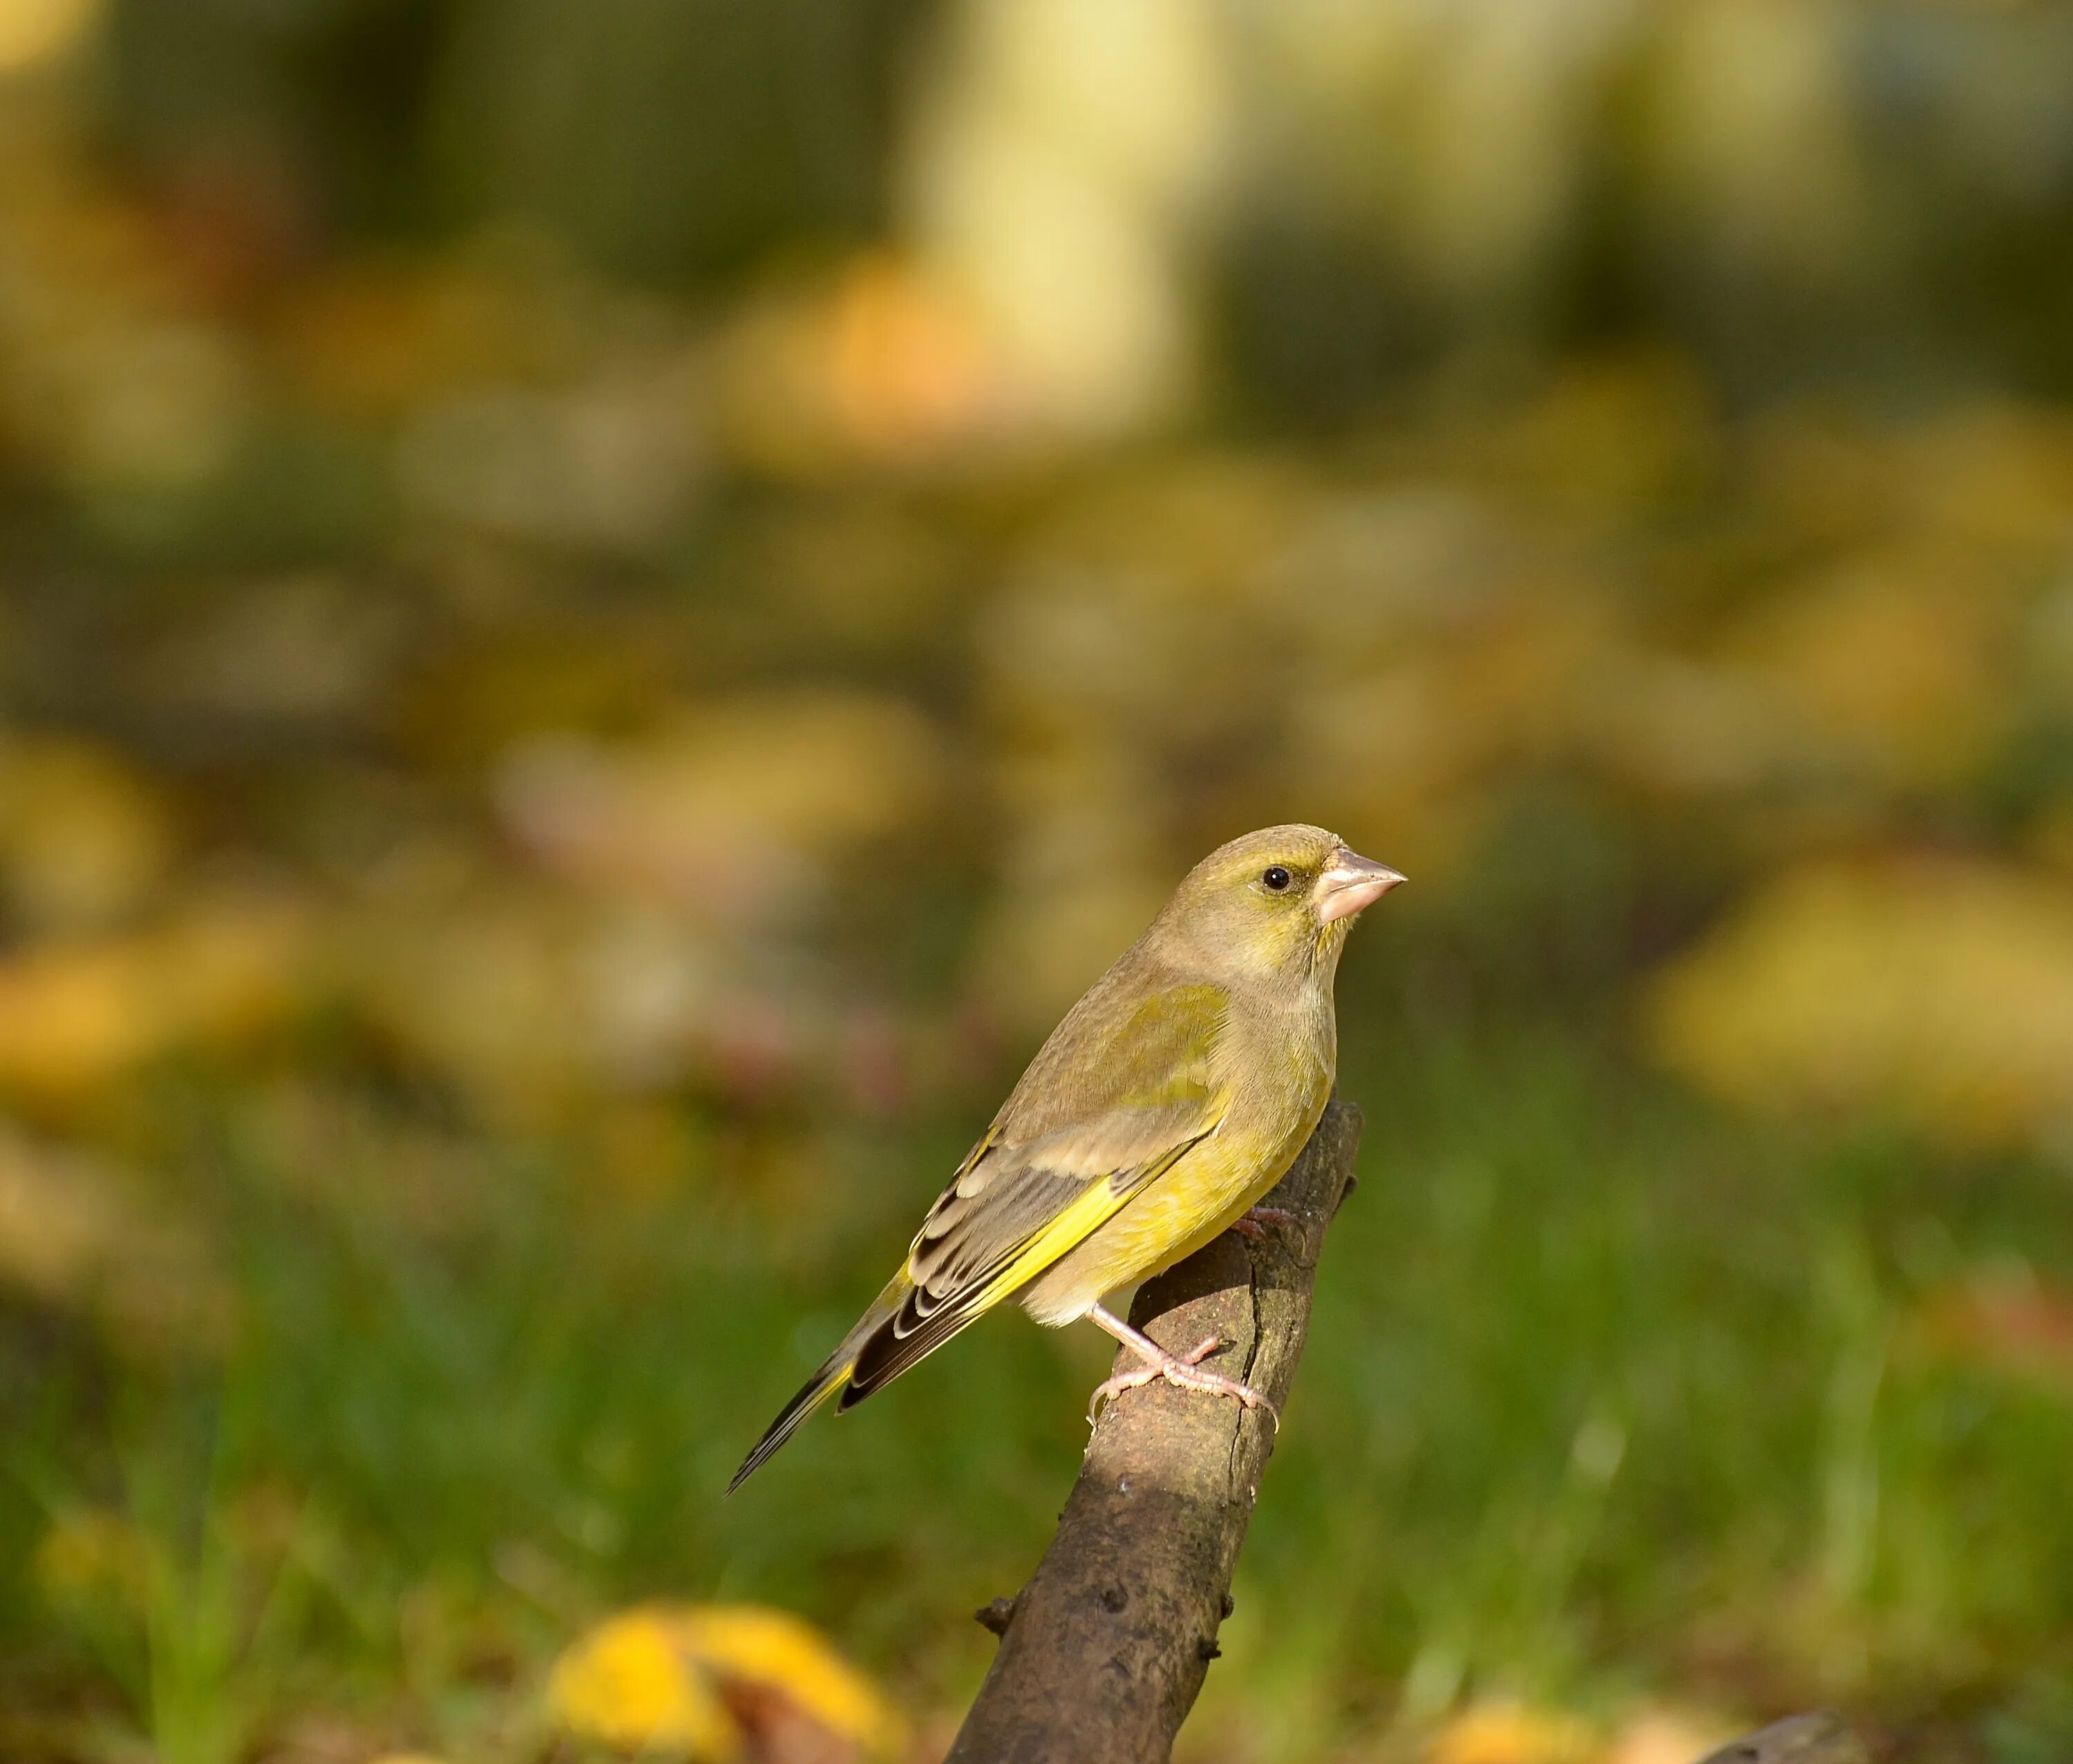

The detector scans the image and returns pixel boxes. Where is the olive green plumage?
[729,824,1400,1492]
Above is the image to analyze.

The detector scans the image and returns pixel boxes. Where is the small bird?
[728,824,1402,1491]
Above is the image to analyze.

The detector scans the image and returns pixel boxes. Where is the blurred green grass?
[7,997,2072,1761]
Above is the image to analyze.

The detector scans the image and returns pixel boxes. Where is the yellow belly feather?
[1017,1082,1329,1326]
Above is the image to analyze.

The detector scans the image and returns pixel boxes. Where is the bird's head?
[1154,824,1404,987]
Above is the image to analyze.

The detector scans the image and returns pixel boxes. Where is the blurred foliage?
[2,1,2073,1761]
[548,1604,907,1761]
[1649,860,2073,1151]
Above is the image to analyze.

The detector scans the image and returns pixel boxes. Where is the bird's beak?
[1314,848,1406,924]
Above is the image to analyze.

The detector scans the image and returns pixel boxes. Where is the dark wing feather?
[842,978,1227,1403]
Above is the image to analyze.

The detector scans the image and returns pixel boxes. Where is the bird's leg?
[1083,1302,1279,1429]
[1228,1205,1298,1244]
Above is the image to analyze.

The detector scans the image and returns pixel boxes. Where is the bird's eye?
[1261,866,1291,892]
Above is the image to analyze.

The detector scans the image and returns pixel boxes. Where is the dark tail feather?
[839,1291,991,1410]
[726,1354,856,1494]
[729,1273,1005,1491]
[728,1276,912,1493]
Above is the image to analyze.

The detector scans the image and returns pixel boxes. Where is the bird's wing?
[842,980,1228,1402]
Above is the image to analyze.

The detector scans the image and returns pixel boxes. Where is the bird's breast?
[1016,1000,1336,1325]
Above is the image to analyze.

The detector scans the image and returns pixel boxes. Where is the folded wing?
[728,977,1229,1490]
[846,978,1229,1400]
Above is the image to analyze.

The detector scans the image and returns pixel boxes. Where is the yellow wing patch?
[904,1125,1209,1313]
[968,1170,1144,1308]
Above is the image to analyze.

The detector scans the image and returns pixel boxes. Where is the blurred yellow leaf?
[0,737,172,932]
[0,0,98,71]
[550,1607,741,1759]
[0,938,150,1101]
[670,1605,908,1758]
[1428,1702,1599,1764]
[1645,858,2073,1147]
[0,890,307,1110]
[549,1603,906,1761]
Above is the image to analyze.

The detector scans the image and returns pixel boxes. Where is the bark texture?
[945,1101,1363,1764]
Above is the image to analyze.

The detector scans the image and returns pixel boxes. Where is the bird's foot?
[1229,1205,1298,1244]
[1087,1329,1280,1429]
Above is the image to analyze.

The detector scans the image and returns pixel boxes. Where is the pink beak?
[1314,847,1406,924]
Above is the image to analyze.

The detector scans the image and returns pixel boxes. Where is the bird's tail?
[726,1275,909,1494]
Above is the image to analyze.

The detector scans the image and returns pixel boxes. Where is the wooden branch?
[946,1101,1364,1764]
[1694,1712,1869,1764]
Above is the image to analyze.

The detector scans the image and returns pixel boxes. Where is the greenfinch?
[730,824,1401,1490]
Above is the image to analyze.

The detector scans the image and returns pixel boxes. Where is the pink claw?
[1083,1306,1280,1430]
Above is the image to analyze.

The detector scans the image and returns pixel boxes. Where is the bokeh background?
[3,1,2073,1760]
